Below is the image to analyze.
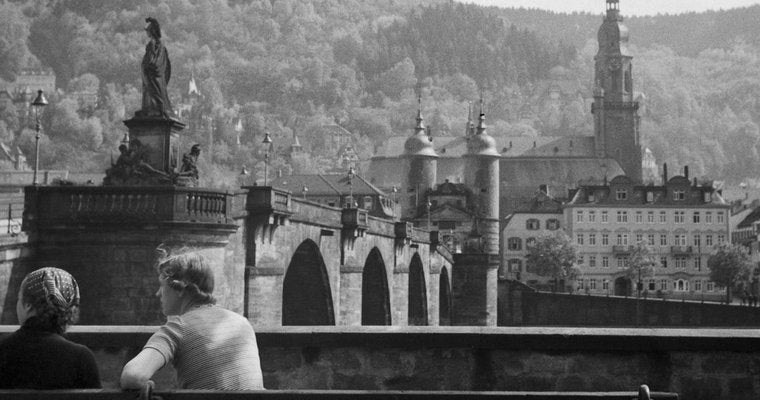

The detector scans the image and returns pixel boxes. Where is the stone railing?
[3,325,756,398]
[23,185,234,230]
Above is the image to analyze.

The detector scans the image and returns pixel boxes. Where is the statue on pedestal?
[175,144,201,187]
[140,17,173,119]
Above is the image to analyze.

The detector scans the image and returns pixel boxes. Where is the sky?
[461,0,760,16]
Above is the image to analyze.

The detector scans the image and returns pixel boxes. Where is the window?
[718,234,725,244]
[507,237,522,251]
[660,279,668,290]
[601,211,608,223]
[695,280,702,292]
[660,234,667,246]
[616,211,628,223]
[576,211,584,223]
[693,212,700,223]
[717,212,725,224]
[589,256,597,268]
[602,279,609,290]
[546,219,560,230]
[588,211,596,222]
[706,235,713,246]
[693,234,701,247]
[578,255,585,265]
[675,257,687,269]
[674,234,687,246]
[694,257,702,271]
[576,234,584,245]
[616,234,628,245]
[602,256,609,268]
[707,281,714,291]
[635,212,643,223]
[578,279,585,290]
[647,211,655,223]
[508,259,522,272]
[590,279,597,290]
[674,279,689,291]
[660,257,668,268]
[659,211,667,223]
[647,234,655,246]
[616,189,628,200]
[589,234,596,245]
[647,279,656,291]
[646,192,654,202]
[705,212,712,223]
[636,234,643,243]
[673,190,685,201]
[602,234,609,245]
[674,211,685,223]
[526,219,540,230]
[617,257,629,268]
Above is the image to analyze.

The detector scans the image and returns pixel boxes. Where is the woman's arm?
[120,348,166,389]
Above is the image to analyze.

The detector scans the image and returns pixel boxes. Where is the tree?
[625,241,658,297]
[708,243,752,304]
[525,231,579,292]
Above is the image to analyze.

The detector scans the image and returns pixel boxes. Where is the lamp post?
[302,185,308,199]
[31,90,48,186]
[426,196,432,230]
[262,132,272,186]
[347,166,355,208]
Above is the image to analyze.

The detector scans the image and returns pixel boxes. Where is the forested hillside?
[0,0,759,187]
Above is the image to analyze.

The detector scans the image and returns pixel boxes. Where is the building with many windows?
[564,172,730,301]
[500,186,564,289]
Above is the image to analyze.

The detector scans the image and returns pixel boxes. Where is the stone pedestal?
[451,253,499,326]
[123,116,186,174]
[22,185,237,325]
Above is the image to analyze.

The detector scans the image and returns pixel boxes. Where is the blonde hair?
[156,249,215,305]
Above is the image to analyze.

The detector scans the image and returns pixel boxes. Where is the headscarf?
[22,267,80,310]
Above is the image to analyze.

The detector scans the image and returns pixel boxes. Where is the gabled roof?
[737,207,760,229]
[516,191,563,213]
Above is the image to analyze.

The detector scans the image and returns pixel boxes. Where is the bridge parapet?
[23,185,234,231]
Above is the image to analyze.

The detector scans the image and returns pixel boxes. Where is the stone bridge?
[1,185,454,327]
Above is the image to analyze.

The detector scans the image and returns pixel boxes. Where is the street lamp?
[262,132,272,186]
[426,196,432,230]
[302,185,308,199]
[347,166,355,208]
[31,89,48,186]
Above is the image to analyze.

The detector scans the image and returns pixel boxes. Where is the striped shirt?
[145,304,264,390]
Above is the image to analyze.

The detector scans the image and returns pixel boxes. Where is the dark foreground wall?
[1,326,757,400]
[499,284,760,327]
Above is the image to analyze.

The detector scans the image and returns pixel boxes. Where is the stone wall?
[0,234,31,324]
[499,287,760,327]
[1,326,756,400]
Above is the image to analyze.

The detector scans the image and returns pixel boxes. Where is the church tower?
[402,98,437,219]
[592,0,642,182]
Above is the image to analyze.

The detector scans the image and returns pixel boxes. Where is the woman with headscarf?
[0,267,100,388]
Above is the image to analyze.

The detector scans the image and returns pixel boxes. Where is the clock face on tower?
[608,58,622,71]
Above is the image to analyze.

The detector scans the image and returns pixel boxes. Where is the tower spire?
[415,91,425,134]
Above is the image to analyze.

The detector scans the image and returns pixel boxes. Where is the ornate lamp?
[347,166,356,208]
[31,90,49,185]
[262,132,272,186]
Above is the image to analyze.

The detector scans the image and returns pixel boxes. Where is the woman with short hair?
[0,267,101,389]
[120,251,264,390]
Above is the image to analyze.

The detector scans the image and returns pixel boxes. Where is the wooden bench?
[0,383,678,400]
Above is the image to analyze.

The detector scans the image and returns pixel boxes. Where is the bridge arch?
[408,253,428,326]
[282,239,335,325]
[439,266,452,326]
[361,247,391,325]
